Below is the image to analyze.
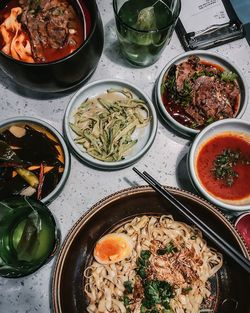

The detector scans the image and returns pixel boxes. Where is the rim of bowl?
[235,212,250,227]
[0,116,71,204]
[156,50,249,136]
[63,78,158,170]
[188,118,250,211]
[0,0,99,66]
[112,0,181,33]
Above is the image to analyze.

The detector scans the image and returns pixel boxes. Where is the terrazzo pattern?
[0,1,250,312]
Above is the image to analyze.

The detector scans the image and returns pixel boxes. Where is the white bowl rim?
[188,118,250,211]
[0,116,71,204]
[156,50,249,136]
[64,78,158,169]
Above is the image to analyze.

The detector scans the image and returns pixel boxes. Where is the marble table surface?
[0,1,250,312]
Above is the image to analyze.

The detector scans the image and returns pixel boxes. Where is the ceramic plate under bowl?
[0,117,70,204]
[52,186,250,313]
[64,79,158,170]
[188,118,250,212]
[155,50,248,137]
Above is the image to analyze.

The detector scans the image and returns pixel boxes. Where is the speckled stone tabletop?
[0,1,250,312]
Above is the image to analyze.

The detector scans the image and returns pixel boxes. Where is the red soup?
[196,132,250,202]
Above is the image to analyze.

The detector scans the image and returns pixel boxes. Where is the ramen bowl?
[0,0,104,93]
[188,119,250,212]
[0,116,70,204]
[52,186,250,313]
[155,50,248,137]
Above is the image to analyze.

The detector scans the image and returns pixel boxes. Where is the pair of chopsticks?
[133,167,250,274]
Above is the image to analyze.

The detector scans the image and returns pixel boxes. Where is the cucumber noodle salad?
[69,88,150,162]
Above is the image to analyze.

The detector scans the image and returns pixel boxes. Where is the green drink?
[113,0,181,66]
[0,197,59,278]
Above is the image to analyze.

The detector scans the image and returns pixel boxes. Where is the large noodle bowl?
[84,215,223,313]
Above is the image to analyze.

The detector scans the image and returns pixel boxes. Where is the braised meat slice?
[192,75,237,123]
[19,0,80,62]
[175,56,202,91]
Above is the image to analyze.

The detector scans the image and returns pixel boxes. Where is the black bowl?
[0,0,104,93]
[52,186,250,313]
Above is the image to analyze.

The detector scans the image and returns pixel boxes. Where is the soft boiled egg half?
[94,233,133,264]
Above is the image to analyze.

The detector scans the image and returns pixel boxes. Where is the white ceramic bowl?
[188,119,250,212]
[64,79,158,170]
[0,117,71,204]
[156,50,249,137]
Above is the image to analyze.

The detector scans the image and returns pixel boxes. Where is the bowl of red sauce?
[235,212,250,250]
[0,0,104,92]
[188,119,250,212]
[156,51,248,137]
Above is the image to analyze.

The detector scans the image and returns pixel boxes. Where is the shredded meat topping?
[148,242,202,288]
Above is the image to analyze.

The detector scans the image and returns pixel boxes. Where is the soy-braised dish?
[0,124,65,200]
[70,88,150,162]
[161,56,240,130]
[0,0,90,63]
[84,215,223,313]
[196,131,250,205]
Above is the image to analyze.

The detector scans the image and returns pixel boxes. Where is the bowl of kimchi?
[156,50,248,137]
[0,0,104,92]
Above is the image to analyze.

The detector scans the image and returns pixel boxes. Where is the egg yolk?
[95,238,125,262]
[93,233,133,264]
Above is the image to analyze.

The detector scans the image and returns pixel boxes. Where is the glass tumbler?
[113,0,181,67]
[0,196,60,278]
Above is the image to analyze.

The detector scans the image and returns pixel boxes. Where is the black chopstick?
[133,167,250,274]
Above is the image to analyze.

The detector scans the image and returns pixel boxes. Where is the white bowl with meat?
[156,50,248,137]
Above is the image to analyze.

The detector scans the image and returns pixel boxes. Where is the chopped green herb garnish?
[140,306,147,313]
[206,117,215,125]
[124,280,133,294]
[192,71,206,80]
[182,286,192,294]
[211,149,243,186]
[157,242,178,255]
[221,70,238,82]
[141,250,151,259]
[178,79,192,106]
[142,280,174,310]
[136,250,151,279]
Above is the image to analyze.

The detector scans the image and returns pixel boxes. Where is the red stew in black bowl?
[0,0,104,92]
[0,0,90,63]
[161,56,240,130]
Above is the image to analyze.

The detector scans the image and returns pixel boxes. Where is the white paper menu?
[179,0,230,33]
